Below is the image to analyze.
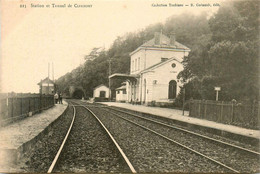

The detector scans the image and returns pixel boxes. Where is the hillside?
[56,1,259,103]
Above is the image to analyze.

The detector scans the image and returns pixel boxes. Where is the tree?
[178,1,259,102]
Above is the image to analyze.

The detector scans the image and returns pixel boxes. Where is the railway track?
[21,105,75,172]
[107,106,260,153]
[74,100,259,173]
[109,106,259,151]
[48,101,134,173]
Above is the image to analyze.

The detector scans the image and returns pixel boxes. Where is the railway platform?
[0,101,68,172]
[100,102,260,142]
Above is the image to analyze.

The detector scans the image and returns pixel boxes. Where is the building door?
[100,91,106,98]
[168,80,177,99]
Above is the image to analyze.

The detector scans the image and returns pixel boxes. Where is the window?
[138,57,140,70]
[123,90,126,94]
[135,59,137,71]
[171,63,176,68]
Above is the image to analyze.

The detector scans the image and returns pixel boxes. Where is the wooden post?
[252,100,255,122]
[28,97,30,113]
[231,102,234,123]
[257,102,260,124]
[11,98,14,118]
[189,99,192,116]
[38,97,40,111]
[21,98,23,116]
[40,80,42,112]
[182,88,185,116]
[198,101,201,118]
[43,96,44,109]
[220,101,224,123]
[204,100,207,119]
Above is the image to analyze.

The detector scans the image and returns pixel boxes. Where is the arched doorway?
[168,80,177,99]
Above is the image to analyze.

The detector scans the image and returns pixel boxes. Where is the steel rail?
[107,107,260,156]
[72,101,137,173]
[104,109,239,173]
[47,104,76,173]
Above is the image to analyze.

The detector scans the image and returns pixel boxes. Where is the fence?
[189,99,260,130]
[0,94,54,127]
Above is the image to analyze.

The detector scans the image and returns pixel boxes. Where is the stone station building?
[110,32,190,105]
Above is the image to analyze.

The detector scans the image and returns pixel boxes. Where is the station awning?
[109,73,139,82]
[115,85,126,91]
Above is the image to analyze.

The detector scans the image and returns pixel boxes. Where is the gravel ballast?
[19,106,74,172]
[54,106,130,173]
[104,107,259,173]
[111,106,259,151]
[88,105,230,173]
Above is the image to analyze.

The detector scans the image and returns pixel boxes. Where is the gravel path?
[105,107,259,173]
[89,106,229,173]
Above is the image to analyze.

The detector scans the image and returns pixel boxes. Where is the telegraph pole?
[52,62,54,82]
[108,58,111,101]
[48,63,50,95]
[40,79,42,112]
[52,62,55,93]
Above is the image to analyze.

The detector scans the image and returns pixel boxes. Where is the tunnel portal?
[73,89,85,99]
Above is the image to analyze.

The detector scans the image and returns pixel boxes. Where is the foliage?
[56,1,259,103]
[178,1,259,103]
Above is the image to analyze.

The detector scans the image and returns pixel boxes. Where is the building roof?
[140,57,181,74]
[93,84,108,90]
[37,77,55,85]
[115,85,126,90]
[130,33,190,56]
[109,73,139,82]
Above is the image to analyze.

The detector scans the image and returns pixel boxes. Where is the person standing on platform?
[54,92,59,104]
[59,92,63,104]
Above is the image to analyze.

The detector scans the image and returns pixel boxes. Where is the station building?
[37,77,55,95]
[110,32,190,105]
[93,84,110,99]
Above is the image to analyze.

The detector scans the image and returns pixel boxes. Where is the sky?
[1,0,222,93]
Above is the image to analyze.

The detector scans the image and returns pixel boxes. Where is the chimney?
[154,32,160,45]
[170,32,176,45]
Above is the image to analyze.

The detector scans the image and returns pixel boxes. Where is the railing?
[0,94,54,127]
[189,99,260,130]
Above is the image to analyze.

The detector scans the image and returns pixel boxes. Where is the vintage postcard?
[1,0,259,173]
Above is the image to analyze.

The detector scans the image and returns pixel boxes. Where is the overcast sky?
[1,0,222,93]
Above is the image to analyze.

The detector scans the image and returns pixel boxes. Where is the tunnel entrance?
[73,89,85,99]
